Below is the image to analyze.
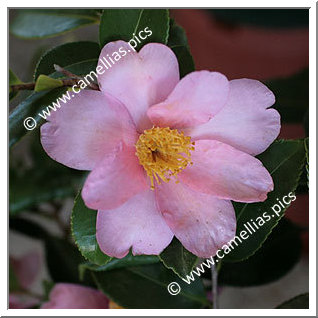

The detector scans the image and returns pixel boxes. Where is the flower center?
[135,126,195,190]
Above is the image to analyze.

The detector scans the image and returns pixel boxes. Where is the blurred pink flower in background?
[41,42,280,259]
[9,252,41,309]
[9,254,114,309]
[41,283,109,309]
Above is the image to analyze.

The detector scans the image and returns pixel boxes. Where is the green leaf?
[159,238,198,279]
[296,171,308,194]
[167,20,194,78]
[79,254,159,280]
[9,69,23,101]
[99,9,169,49]
[9,58,98,149]
[267,69,308,123]
[224,139,306,262]
[210,9,309,28]
[10,9,99,39]
[167,19,189,47]
[51,59,98,79]
[71,192,112,266]
[34,75,63,92]
[92,262,208,308]
[10,178,75,215]
[276,293,309,309]
[219,219,301,286]
[171,46,195,78]
[9,87,68,148]
[34,41,100,80]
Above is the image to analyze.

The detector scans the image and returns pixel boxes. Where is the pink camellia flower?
[41,283,110,309]
[41,41,280,258]
[9,252,41,309]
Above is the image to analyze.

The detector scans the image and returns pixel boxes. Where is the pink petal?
[186,79,281,155]
[97,41,179,132]
[41,283,109,309]
[156,181,236,258]
[180,140,273,202]
[82,142,147,210]
[96,190,174,258]
[41,90,137,170]
[147,71,229,128]
[10,252,41,289]
[9,294,39,309]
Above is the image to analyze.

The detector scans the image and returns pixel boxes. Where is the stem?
[54,64,99,90]
[211,258,219,309]
[10,63,100,92]
[10,82,36,91]
[54,64,81,79]
[10,78,80,92]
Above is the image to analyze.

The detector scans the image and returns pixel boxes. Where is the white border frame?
[4,1,316,316]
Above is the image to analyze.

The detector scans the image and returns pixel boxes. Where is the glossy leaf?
[167,19,189,47]
[92,262,208,308]
[9,87,68,148]
[276,293,309,309]
[50,59,98,79]
[159,238,198,279]
[9,59,98,149]
[34,41,100,80]
[10,176,75,215]
[219,219,301,286]
[224,139,306,262]
[99,9,169,49]
[71,192,112,266]
[171,46,195,78]
[168,19,195,78]
[10,9,99,39]
[79,254,159,280]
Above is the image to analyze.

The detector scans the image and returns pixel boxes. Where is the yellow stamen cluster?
[135,126,195,190]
